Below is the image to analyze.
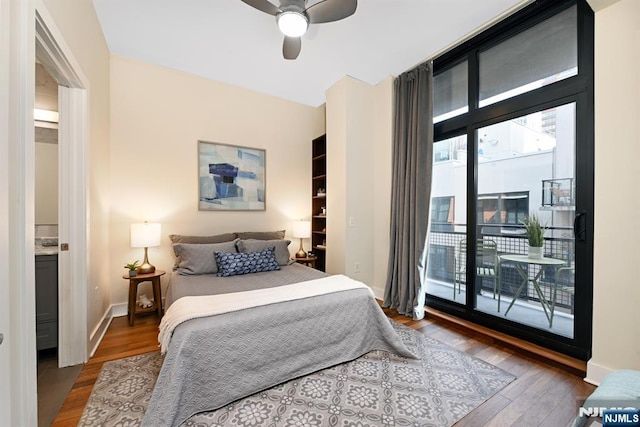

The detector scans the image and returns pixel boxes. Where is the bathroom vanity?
[35,247,58,351]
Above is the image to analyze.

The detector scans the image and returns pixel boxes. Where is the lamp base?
[137,262,156,274]
[136,247,156,274]
[295,238,307,258]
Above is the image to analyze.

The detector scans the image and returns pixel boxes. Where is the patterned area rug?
[80,321,515,427]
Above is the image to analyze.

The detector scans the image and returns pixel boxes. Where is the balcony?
[426,224,575,338]
[541,178,575,210]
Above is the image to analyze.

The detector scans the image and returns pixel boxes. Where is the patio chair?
[453,238,500,304]
[550,266,575,326]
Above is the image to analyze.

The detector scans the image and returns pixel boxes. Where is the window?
[431,196,454,232]
[477,192,528,225]
[433,60,468,123]
[427,0,594,361]
[478,6,578,107]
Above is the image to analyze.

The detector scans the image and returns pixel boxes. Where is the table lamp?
[292,220,311,258]
[130,222,161,274]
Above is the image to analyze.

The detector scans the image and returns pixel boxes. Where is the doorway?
[35,7,89,369]
[34,61,85,427]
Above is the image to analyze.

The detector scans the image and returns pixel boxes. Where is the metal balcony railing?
[542,178,575,207]
[427,223,575,310]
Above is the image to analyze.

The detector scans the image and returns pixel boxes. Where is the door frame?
[0,0,37,424]
[0,0,89,424]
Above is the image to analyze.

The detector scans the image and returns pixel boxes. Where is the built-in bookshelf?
[311,135,326,271]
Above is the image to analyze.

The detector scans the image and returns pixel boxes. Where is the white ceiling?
[92,0,529,107]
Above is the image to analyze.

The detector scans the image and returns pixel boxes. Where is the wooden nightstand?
[122,270,166,326]
[295,256,318,269]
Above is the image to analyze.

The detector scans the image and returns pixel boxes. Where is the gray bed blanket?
[143,285,416,426]
[165,263,328,308]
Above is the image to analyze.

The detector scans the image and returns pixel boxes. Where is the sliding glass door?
[424,0,593,360]
[474,103,576,338]
[426,135,466,303]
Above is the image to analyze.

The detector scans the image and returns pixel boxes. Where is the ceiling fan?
[240,0,357,60]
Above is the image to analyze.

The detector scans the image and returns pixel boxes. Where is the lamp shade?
[130,222,161,248]
[292,220,311,239]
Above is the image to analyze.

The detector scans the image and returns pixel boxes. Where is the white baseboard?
[88,307,113,358]
[585,360,615,386]
[111,302,128,318]
[108,298,164,318]
[87,303,129,358]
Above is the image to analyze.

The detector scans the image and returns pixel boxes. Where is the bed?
[141,234,415,427]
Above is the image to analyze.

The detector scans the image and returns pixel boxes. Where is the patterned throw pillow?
[215,247,281,277]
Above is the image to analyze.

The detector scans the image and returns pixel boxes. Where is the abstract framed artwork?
[198,140,266,211]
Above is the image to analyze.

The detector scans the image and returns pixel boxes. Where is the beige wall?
[372,77,395,297]
[326,76,375,283]
[588,0,640,382]
[326,79,348,275]
[325,75,394,295]
[35,63,57,111]
[109,56,325,304]
[34,142,58,224]
[344,79,375,287]
[41,0,112,336]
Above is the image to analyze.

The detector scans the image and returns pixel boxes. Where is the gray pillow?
[235,230,285,241]
[169,233,238,256]
[173,240,238,275]
[237,239,291,266]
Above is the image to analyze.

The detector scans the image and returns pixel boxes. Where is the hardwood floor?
[52,314,161,426]
[53,309,595,426]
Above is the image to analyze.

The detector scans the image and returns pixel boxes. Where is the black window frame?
[426,0,594,361]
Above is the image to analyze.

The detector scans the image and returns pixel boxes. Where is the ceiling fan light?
[277,11,308,37]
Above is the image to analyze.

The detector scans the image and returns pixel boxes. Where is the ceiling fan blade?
[283,36,301,60]
[306,0,357,24]
[239,0,281,16]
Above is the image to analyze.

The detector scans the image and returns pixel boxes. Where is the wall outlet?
[354,262,360,273]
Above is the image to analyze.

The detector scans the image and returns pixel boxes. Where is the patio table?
[499,254,565,327]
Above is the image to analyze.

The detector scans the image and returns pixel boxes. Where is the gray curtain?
[383,62,433,320]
